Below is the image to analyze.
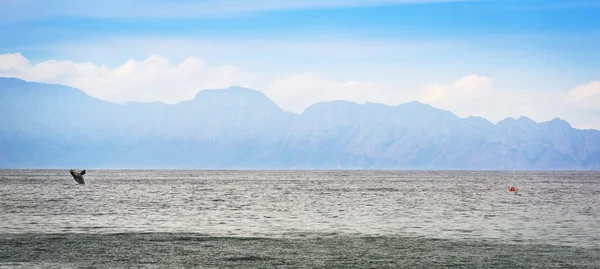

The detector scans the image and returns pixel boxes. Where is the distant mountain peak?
[302,100,362,114]
[0,77,94,104]
[395,101,460,122]
[545,117,572,129]
[224,85,255,91]
[517,116,535,123]
[193,86,265,99]
[0,76,24,83]
[465,115,494,126]
[397,101,454,114]
[513,116,538,127]
[125,100,170,106]
[497,116,537,127]
[191,85,282,111]
[0,77,71,90]
[401,100,431,107]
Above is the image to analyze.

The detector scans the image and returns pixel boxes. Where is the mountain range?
[1,77,599,170]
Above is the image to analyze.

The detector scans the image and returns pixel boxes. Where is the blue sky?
[1,0,599,128]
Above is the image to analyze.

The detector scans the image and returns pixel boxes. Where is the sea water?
[0,170,598,268]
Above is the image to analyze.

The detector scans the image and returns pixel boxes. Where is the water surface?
[1,170,598,268]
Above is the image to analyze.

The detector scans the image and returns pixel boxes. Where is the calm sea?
[0,170,598,268]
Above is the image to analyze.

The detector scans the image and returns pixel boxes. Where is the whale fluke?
[69,169,86,184]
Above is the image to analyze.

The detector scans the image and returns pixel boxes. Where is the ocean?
[0,170,598,268]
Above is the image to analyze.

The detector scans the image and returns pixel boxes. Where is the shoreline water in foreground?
[1,233,599,268]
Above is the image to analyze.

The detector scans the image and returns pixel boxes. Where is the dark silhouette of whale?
[69,169,86,184]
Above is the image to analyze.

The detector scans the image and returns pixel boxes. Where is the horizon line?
[1,168,598,172]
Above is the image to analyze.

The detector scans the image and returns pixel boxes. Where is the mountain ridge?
[1,77,599,170]
[0,77,583,129]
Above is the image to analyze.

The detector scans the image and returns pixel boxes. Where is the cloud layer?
[564,81,600,111]
[418,75,580,124]
[1,52,598,129]
[264,71,410,113]
[0,53,256,104]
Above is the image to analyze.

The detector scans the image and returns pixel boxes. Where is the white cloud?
[419,74,498,118]
[264,71,414,113]
[0,52,257,104]
[451,74,494,95]
[418,74,570,123]
[0,52,29,73]
[420,74,493,104]
[564,81,600,111]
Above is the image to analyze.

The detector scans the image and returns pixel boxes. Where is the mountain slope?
[1,77,599,169]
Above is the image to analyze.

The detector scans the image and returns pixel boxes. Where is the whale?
[69,169,86,184]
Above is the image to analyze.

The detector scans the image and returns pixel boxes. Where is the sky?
[0,0,599,129]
